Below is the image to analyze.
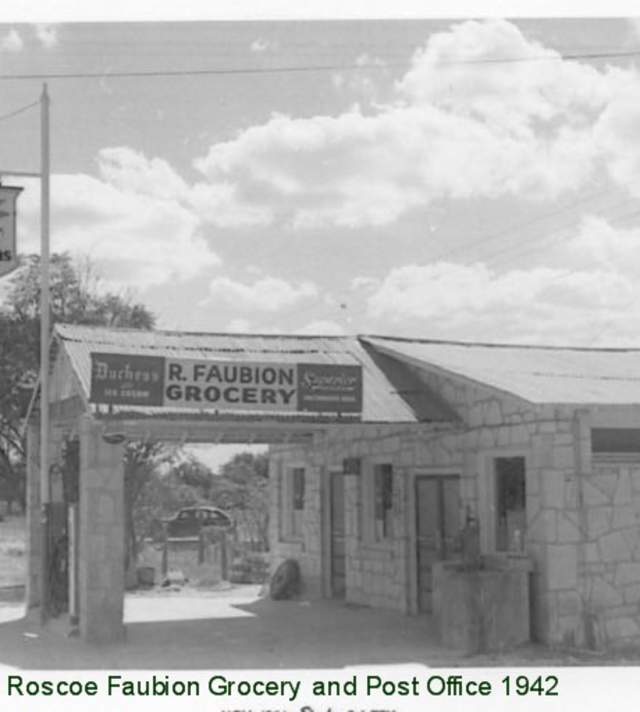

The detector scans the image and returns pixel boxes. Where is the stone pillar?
[25,423,41,608]
[79,415,125,643]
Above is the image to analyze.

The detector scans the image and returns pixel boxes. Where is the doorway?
[415,474,460,613]
[329,472,346,598]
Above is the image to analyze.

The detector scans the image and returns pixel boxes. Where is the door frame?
[406,467,461,615]
[321,466,345,599]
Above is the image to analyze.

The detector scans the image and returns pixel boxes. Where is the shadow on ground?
[0,586,615,670]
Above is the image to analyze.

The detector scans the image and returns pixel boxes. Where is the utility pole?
[39,83,50,622]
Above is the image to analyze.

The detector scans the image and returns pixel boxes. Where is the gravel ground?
[0,515,26,589]
[0,585,638,671]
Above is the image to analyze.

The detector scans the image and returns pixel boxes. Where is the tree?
[123,440,180,570]
[0,252,156,511]
[7,253,155,328]
[0,316,36,511]
[173,454,215,496]
[211,451,270,551]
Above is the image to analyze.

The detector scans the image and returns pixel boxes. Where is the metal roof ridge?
[55,323,353,341]
[359,334,640,353]
[54,324,640,353]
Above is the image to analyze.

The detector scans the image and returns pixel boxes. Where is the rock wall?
[269,362,640,648]
[577,459,640,649]
[269,439,325,597]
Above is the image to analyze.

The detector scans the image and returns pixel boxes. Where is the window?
[495,456,526,551]
[373,464,393,540]
[281,466,305,539]
[292,468,305,511]
[591,428,640,454]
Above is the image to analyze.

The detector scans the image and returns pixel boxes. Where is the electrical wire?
[252,189,629,325]
[0,47,639,82]
[427,188,620,265]
[486,202,640,271]
[251,194,640,334]
[453,48,640,65]
[0,99,39,122]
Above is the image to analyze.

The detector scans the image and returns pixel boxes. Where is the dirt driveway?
[0,585,630,670]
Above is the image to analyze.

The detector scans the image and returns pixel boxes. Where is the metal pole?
[39,83,50,623]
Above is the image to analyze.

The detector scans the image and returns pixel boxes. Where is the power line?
[454,48,640,65]
[487,201,640,270]
[226,190,639,331]
[257,194,640,332]
[0,99,39,123]
[0,47,639,82]
[427,187,618,265]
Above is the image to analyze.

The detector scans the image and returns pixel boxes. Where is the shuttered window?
[280,467,304,539]
[373,464,393,540]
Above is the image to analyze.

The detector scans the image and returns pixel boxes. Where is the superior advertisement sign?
[0,185,23,278]
[90,352,363,415]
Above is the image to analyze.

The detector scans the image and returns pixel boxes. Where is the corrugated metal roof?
[363,336,640,405]
[54,324,424,423]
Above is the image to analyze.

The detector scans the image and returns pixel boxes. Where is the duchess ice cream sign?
[90,353,363,415]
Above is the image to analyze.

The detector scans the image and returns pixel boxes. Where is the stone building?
[270,336,640,650]
[26,324,640,648]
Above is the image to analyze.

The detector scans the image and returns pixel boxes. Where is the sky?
[2,16,640,351]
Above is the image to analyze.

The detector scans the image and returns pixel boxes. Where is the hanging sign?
[89,352,363,415]
[0,185,22,278]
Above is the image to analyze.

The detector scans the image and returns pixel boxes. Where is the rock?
[161,569,187,587]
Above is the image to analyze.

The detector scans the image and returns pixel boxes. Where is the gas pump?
[47,438,79,617]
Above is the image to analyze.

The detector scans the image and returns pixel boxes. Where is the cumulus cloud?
[2,29,23,52]
[250,37,277,53]
[363,208,640,345]
[369,261,631,318]
[193,19,638,229]
[35,24,58,48]
[395,19,619,123]
[593,85,640,197]
[188,182,272,228]
[205,276,317,311]
[332,53,387,100]
[97,147,190,201]
[567,215,640,275]
[16,148,220,291]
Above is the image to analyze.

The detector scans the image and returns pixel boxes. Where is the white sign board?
[165,358,299,412]
[0,185,22,278]
[89,352,363,415]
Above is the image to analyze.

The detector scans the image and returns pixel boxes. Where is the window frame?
[494,454,527,552]
[477,449,529,553]
[362,460,395,544]
[280,463,306,542]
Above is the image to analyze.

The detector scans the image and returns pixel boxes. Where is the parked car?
[164,505,233,539]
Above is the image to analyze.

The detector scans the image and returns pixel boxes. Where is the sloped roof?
[363,335,640,405]
[54,324,447,423]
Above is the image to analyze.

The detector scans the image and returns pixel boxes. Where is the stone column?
[25,423,41,608]
[79,415,125,643]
